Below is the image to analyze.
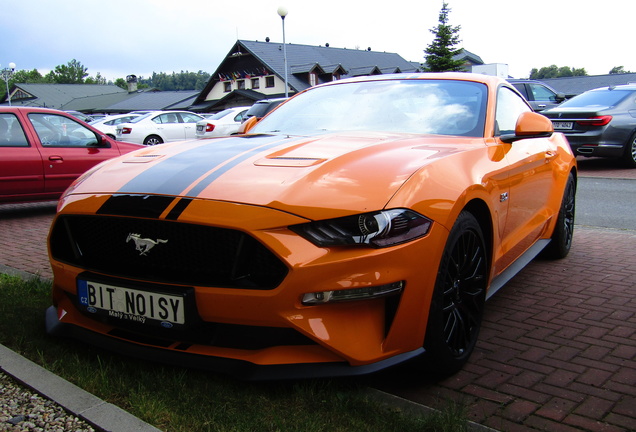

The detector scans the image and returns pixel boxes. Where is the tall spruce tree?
[424,2,465,72]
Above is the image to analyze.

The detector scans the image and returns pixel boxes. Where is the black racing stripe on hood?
[165,198,193,220]
[97,195,175,218]
[117,135,286,197]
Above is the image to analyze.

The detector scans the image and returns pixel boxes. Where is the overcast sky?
[2,0,632,82]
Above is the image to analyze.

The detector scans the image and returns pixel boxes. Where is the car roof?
[589,84,636,92]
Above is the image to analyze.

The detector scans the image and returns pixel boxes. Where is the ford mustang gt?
[46,73,577,379]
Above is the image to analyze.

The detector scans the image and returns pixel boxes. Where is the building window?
[309,72,318,87]
[224,82,232,92]
[332,73,340,81]
[265,76,275,88]
[237,80,245,90]
[251,78,260,89]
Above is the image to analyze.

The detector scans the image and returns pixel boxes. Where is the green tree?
[530,65,587,79]
[85,72,107,85]
[48,59,89,84]
[609,66,632,74]
[114,78,127,89]
[423,2,465,72]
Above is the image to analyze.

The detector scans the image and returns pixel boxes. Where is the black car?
[241,98,287,123]
[542,84,636,167]
[508,79,566,112]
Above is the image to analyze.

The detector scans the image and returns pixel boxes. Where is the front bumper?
[46,306,424,380]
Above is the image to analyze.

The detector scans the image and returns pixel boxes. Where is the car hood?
[69,132,483,219]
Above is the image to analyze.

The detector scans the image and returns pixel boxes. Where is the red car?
[0,107,142,203]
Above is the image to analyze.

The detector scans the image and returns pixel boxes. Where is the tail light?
[205,123,215,132]
[576,115,612,126]
[120,127,132,134]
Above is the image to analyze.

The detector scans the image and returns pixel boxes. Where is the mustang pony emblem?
[126,233,168,256]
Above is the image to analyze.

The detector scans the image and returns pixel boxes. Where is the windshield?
[559,89,633,108]
[252,79,487,137]
[129,113,155,123]
[208,109,234,120]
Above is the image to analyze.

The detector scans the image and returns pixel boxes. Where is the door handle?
[49,156,63,161]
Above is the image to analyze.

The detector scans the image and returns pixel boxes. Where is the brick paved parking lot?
[0,157,634,431]
[371,226,636,432]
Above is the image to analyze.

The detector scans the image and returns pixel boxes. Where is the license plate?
[196,125,204,132]
[77,280,185,325]
[552,121,573,130]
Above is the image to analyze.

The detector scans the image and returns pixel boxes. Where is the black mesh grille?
[50,215,288,289]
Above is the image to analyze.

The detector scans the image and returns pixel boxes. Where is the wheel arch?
[462,198,494,271]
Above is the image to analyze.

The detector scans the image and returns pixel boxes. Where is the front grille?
[50,215,288,289]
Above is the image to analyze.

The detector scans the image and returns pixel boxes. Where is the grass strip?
[0,273,468,431]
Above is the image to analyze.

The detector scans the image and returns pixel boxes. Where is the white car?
[195,106,250,138]
[116,111,204,145]
[89,114,141,139]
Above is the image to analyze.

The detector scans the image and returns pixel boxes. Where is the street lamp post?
[277,6,289,98]
[1,62,16,106]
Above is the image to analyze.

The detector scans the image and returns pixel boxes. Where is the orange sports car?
[46,73,577,379]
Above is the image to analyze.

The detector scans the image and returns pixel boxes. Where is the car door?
[494,86,558,271]
[27,112,123,194]
[527,82,563,112]
[0,112,45,199]
[154,113,187,142]
[178,112,203,140]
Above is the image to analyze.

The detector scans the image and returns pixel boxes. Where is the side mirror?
[238,116,259,134]
[556,93,566,102]
[500,111,553,143]
[88,134,112,148]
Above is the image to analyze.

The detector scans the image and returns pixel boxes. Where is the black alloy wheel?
[541,172,576,259]
[424,211,488,376]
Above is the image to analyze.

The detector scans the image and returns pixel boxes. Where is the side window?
[157,113,179,124]
[180,113,202,123]
[28,113,100,147]
[512,83,528,99]
[0,113,29,147]
[495,87,532,136]
[234,110,247,122]
[529,84,557,102]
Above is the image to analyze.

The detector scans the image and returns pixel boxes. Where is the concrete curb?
[1,265,162,432]
[365,388,500,432]
[0,344,162,432]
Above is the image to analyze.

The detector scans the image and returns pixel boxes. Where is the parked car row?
[0,107,142,203]
[542,84,636,167]
[115,111,204,145]
[506,79,636,168]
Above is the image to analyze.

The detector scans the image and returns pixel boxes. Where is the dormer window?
[309,72,318,87]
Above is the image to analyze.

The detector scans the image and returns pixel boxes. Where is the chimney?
[126,75,138,93]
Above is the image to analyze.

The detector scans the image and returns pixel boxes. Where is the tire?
[424,211,488,376]
[541,173,576,259]
[143,135,164,146]
[622,133,636,168]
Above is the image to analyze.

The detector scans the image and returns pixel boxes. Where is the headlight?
[290,209,431,248]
